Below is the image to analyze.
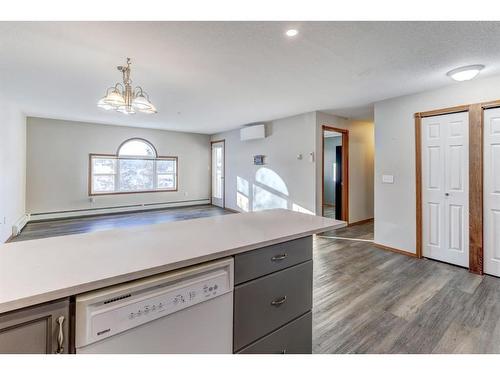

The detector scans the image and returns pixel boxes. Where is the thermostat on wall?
[254,155,265,165]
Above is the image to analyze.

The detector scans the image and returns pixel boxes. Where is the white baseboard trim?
[12,214,30,236]
[29,199,211,222]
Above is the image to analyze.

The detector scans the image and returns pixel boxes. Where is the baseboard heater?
[29,199,211,222]
[12,214,30,236]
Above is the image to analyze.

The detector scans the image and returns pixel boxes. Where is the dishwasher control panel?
[122,276,222,321]
[75,258,233,347]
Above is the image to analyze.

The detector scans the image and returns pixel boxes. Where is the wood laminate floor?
[9,209,500,353]
[11,205,232,242]
[322,205,337,219]
[313,220,500,354]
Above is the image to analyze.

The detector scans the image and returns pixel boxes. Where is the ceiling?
[1,21,500,134]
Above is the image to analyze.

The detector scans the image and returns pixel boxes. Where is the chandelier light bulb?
[97,98,114,110]
[117,105,136,115]
[132,95,153,110]
[138,103,157,114]
[103,89,125,107]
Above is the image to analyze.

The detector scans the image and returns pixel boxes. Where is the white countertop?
[0,209,345,314]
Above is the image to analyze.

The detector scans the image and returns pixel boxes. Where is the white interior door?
[422,112,469,267]
[484,108,500,276]
[211,141,224,208]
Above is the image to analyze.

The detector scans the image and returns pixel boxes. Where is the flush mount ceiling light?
[285,29,299,37]
[447,64,485,82]
[98,58,157,115]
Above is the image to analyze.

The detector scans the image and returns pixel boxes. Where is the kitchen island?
[0,209,345,354]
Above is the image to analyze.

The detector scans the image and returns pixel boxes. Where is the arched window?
[118,138,157,158]
[89,138,177,195]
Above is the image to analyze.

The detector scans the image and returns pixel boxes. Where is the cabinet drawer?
[0,299,70,354]
[234,236,312,285]
[233,261,312,351]
[237,312,312,354]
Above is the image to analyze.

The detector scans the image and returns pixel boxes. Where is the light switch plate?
[382,174,394,184]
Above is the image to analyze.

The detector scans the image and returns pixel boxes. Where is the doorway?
[211,140,225,208]
[322,126,348,221]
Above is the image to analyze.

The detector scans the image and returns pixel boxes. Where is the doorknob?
[445,193,450,197]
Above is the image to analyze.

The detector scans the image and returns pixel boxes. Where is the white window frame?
[89,139,178,196]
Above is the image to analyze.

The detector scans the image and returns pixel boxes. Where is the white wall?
[315,112,375,223]
[374,74,500,253]
[347,120,375,223]
[211,111,375,222]
[0,97,26,242]
[211,112,317,214]
[26,117,211,216]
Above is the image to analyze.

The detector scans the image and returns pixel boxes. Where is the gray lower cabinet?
[237,312,312,354]
[234,236,313,284]
[234,261,312,351]
[234,236,313,354]
[0,298,70,354]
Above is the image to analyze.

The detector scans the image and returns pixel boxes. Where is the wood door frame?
[321,125,349,223]
[210,139,225,208]
[415,104,483,274]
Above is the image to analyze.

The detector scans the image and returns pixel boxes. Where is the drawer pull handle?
[271,253,287,261]
[271,296,287,306]
[55,315,65,354]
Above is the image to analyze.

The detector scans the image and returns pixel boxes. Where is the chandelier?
[97,58,157,115]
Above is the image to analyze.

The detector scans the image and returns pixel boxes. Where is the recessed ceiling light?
[447,64,485,82]
[285,29,299,37]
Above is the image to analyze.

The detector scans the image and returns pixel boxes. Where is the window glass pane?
[92,158,116,174]
[118,139,156,157]
[158,174,175,189]
[119,159,154,191]
[93,175,115,192]
[157,159,176,173]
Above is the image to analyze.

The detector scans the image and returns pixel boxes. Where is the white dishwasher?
[75,257,233,354]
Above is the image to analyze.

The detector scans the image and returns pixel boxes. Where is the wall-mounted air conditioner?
[240,124,266,141]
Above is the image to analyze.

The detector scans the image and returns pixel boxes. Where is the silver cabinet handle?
[271,253,287,261]
[271,296,287,306]
[55,315,65,354]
